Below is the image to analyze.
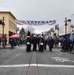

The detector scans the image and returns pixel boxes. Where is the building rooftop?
[0,11,16,19]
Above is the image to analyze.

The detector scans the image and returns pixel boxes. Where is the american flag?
[16,20,27,25]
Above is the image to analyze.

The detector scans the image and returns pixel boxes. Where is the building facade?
[66,19,71,35]
[0,11,16,44]
[59,19,71,38]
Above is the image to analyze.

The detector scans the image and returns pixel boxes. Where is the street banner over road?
[16,20,56,25]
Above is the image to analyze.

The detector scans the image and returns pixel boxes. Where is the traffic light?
[0,20,2,24]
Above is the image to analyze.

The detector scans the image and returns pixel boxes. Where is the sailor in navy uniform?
[32,35,37,51]
[39,36,44,52]
[26,36,31,52]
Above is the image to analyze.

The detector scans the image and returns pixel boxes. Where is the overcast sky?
[0,0,74,33]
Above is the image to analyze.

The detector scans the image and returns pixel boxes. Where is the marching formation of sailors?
[26,31,74,53]
[26,33,54,52]
[26,36,31,52]
[9,31,74,53]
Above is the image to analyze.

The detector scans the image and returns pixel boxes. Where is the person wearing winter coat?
[44,38,47,50]
[10,38,15,49]
[61,37,69,52]
[48,37,54,52]
[69,38,73,53]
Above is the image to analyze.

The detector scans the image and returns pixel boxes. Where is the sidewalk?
[0,44,11,49]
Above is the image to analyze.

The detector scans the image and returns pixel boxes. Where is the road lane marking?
[0,64,29,67]
[0,64,74,68]
[52,57,72,62]
[16,54,20,56]
[57,52,62,55]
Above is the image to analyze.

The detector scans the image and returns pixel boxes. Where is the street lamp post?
[2,17,5,48]
[65,17,67,35]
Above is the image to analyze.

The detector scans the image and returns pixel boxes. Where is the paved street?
[0,45,74,75]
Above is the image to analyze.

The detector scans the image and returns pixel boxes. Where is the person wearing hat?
[39,36,44,52]
[26,36,31,52]
[32,35,37,51]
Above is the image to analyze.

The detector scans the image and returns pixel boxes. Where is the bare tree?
[16,27,19,32]
[26,26,35,34]
[19,27,25,36]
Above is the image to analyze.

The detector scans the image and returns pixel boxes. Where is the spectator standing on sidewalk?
[10,38,14,49]
[69,38,73,53]
[0,39,1,46]
[61,36,69,52]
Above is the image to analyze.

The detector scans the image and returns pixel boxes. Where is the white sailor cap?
[34,35,36,37]
[27,36,30,38]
